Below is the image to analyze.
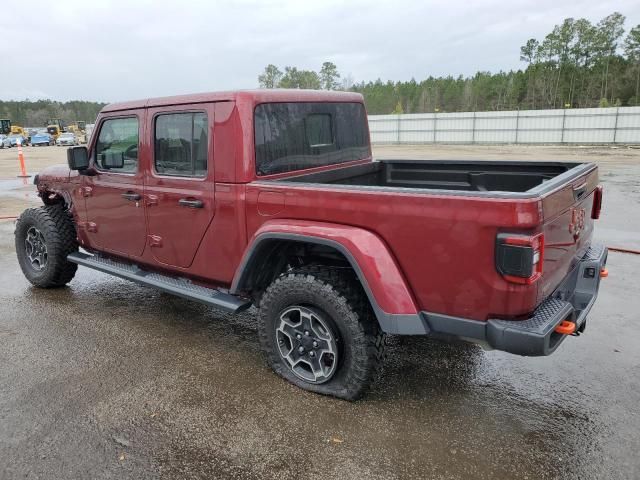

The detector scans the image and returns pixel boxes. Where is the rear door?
[84,114,147,257]
[143,105,215,268]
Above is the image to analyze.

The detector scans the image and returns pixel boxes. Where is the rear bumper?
[486,243,607,355]
[411,243,608,356]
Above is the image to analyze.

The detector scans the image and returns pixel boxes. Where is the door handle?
[121,191,141,201]
[178,198,204,208]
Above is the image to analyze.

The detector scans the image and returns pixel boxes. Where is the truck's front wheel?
[258,266,385,400]
[15,205,78,288]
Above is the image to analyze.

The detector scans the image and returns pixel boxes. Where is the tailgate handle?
[573,182,587,200]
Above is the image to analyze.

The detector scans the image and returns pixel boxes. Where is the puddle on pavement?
[0,174,55,217]
[0,178,39,204]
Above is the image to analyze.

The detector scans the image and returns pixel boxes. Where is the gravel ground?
[0,144,638,479]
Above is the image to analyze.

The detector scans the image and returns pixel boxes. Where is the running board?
[67,252,251,313]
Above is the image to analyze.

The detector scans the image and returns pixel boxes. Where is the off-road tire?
[258,265,385,400]
[15,205,79,288]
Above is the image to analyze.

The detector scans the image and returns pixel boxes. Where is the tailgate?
[538,166,600,302]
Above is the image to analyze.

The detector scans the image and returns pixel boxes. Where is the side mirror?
[67,146,89,171]
[100,151,124,169]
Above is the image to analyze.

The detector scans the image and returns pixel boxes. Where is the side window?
[154,112,208,177]
[95,117,139,173]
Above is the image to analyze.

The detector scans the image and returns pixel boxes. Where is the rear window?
[254,102,370,176]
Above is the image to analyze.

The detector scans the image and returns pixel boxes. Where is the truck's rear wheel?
[15,205,78,288]
[258,266,385,400]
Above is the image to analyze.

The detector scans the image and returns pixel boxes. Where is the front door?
[84,114,147,258]
[143,106,215,268]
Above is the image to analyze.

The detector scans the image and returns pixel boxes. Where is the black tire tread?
[15,204,78,288]
[258,265,385,400]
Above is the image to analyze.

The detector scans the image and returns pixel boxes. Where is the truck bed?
[275,159,584,195]
[251,158,599,322]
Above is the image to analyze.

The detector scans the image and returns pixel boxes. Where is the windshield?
[254,102,370,176]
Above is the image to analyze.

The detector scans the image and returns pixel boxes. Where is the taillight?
[495,233,544,284]
[592,185,603,219]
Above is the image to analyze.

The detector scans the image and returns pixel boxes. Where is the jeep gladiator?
[15,90,607,399]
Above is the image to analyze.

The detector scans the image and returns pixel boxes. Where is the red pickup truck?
[15,90,607,400]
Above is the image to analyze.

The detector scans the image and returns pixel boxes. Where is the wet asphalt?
[1,166,640,479]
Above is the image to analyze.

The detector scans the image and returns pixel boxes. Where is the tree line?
[259,62,344,90]
[0,100,105,128]
[258,12,640,114]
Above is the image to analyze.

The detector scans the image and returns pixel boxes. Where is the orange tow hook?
[600,268,608,278]
[555,320,576,335]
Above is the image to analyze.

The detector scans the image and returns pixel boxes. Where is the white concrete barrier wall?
[368,106,640,145]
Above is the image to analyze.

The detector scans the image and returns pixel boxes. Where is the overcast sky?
[2,0,639,102]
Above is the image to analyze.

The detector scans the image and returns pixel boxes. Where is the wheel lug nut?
[313,341,318,348]
[296,334,301,339]
[298,346,305,354]
[304,330,310,336]
[309,351,315,357]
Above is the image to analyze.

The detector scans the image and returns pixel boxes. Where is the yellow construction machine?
[67,121,88,144]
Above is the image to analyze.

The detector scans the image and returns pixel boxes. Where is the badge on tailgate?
[569,207,586,240]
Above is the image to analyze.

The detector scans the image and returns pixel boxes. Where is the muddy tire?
[15,205,78,288]
[258,265,385,400]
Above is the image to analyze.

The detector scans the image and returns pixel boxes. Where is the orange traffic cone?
[17,139,31,178]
